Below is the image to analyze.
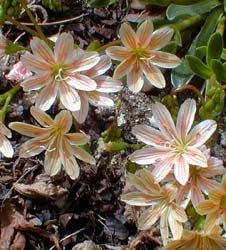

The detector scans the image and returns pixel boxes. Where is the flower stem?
[0,84,21,122]
[19,0,50,46]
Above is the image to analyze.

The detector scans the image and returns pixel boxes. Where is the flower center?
[132,47,150,60]
[52,64,67,81]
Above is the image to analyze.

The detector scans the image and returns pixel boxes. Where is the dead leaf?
[72,240,101,250]
[14,174,68,200]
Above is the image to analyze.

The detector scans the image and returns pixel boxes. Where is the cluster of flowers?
[0,20,225,248]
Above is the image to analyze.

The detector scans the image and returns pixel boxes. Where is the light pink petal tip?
[119,22,137,48]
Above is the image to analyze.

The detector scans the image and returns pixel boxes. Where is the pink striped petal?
[59,82,81,111]
[70,144,96,164]
[176,99,196,142]
[67,73,97,91]
[21,73,52,91]
[150,51,181,68]
[30,37,55,64]
[130,146,172,165]
[190,185,205,207]
[148,27,174,50]
[174,156,190,185]
[141,62,165,88]
[72,93,89,124]
[54,33,75,64]
[132,124,167,146]
[121,192,153,206]
[30,106,53,127]
[183,147,207,167]
[152,157,174,182]
[119,22,137,48]
[113,56,136,79]
[85,55,111,77]
[187,120,217,147]
[127,62,144,93]
[95,76,122,93]
[65,132,90,145]
[35,81,58,111]
[88,92,114,107]
[106,46,132,61]
[54,110,72,133]
[136,20,153,47]
[0,134,13,158]
[152,102,178,140]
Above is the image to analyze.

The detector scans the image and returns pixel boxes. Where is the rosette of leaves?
[0,0,22,24]
[186,32,226,118]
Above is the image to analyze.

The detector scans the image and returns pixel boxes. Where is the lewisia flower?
[177,154,225,208]
[21,33,100,111]
[5,61,32,82]
[121,169,187,245]
[9,107,95,179]
[0,34,6,59]
[164,225,226,250]
[0,121,14,158]
[130,99,217,185]
[72,54,122,123]
[196,174,226,232]
[106,20,181,92]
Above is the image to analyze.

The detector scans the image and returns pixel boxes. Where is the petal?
[0,122,11,138]
[65,132,90,145]
[113,57,136,79]
[208,188,225,203]
[138,205,162,230]
[121,192,153,206]
[0,134,13,158]
[44,138,62,176]
[204,212,220,233]
[160,208,170,245]
[148,26,174,50]
[150,51,181,68]
[21,73,52,91]
[183,147,207,168]
[137,20,153,47]
[170,203,187,223]
[198,177,221,194]
[168,212,183,241]
[87,92,114,107]
[187,120,217,147]
[130,146,173,165]
[152,157,174,182]
[132,124,167,146]
[196,201,218,214]
[119,22,137,48]
[70,51,99,72]
[21,53,52,73]
[95,76,122,93]
[61,140,80,179]
[70,144,96,164]
[59,82,81,111]
[174,156,190,185]
[30,37,55,64]
[30,106,53,127]
[141,62,166,88]
[106,46,132,61]
[19,134,51,158]
[205,157,225,177]
[54,32,75,64]
[152,102,178,140]
[176,99,196,142]
[54,110,72,133]
[9,122,48,137]
[67,73,97,91]
[35,81,58,111]
[85,55,111,77]
[71,93,89,124]
[190,184,205,207]
[127,62,144,93]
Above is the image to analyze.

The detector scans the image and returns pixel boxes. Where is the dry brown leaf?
[72,240,101,250]
[14,174,68,200]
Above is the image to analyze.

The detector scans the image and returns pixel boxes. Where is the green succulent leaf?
[211,59,226,82]
[207,32,223,66]
[224,0,226,12]
[86,40,101,51]
[221,48,226,60]
[196,46,207,57]
[88,0,117,8]
[166,0,221,20]
[186,55,212,79]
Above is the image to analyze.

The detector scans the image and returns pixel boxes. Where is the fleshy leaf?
[166,0,221,20]
[211,60,226,82]
[186,55,212,79]
[207,32,223,67]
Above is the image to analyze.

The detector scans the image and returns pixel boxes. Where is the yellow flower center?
[52,64,67,81]
[132,47,150,60]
